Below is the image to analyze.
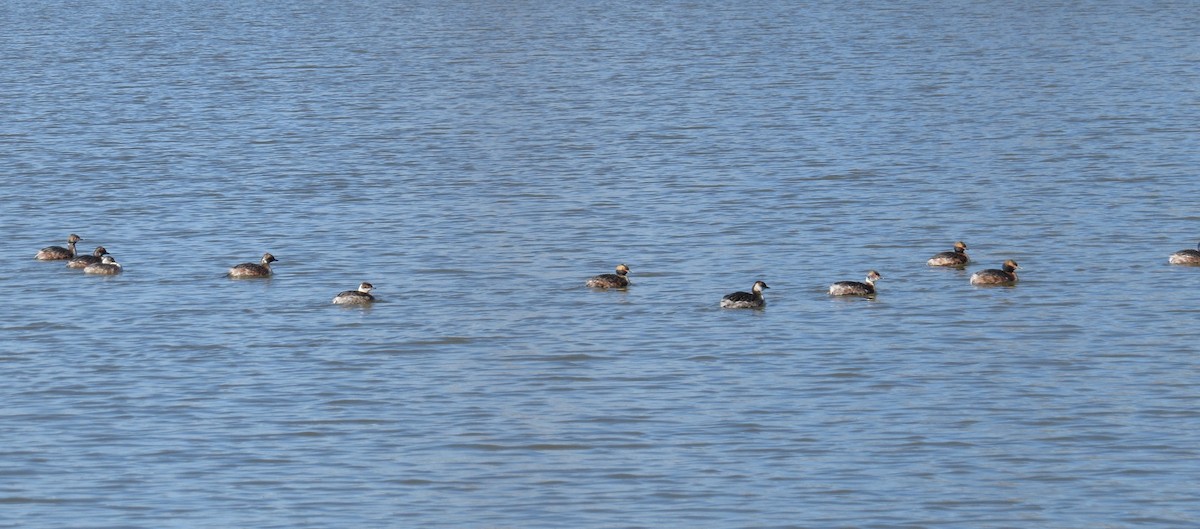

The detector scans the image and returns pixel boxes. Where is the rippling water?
[2,1,1199,527]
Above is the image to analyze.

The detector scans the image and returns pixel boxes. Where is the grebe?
[586,264,630,288]
[970,259,1019,285]
[333,282,376,305]
[84,255,122,275]
[927,241,969,267]
[228,253,277,278]
[1169,243,1200,265]
[829,270,882,296]
[721,280,768,309]
[67,246,109,269]
[36,234,81,260]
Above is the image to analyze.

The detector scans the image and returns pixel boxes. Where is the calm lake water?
[2,1,1198,527]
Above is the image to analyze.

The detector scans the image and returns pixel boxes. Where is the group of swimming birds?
[34,234,374,305]
[600,239,1200,309]
[588,241,1015,308]
[35,235,1200,309]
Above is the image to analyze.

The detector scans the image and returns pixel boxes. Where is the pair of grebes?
[584,242,1021,310]
[37,235,1200,309]
[223,251,375,304]
[35,234,372,305]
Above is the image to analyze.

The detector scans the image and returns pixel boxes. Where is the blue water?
[2,1,1199,528]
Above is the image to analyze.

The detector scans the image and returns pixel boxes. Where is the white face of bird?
[866,270,882,283]
[752,281,769,292]
[359,282,375,293]
[616,264,630,275]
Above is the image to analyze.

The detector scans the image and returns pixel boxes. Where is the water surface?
[2,1,1198,528]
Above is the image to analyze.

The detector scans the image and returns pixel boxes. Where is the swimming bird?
[721,280,769,309]
[1169,243,1200,265]
[228,253,277,278]
[333,282,376,305]
[83,255,122,275]
[66,246,109,269]
[585,264,630,288]
[927,241,969,267]
[970,259,1019,285]
[829,270,882,296]
[36,234,81,260]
